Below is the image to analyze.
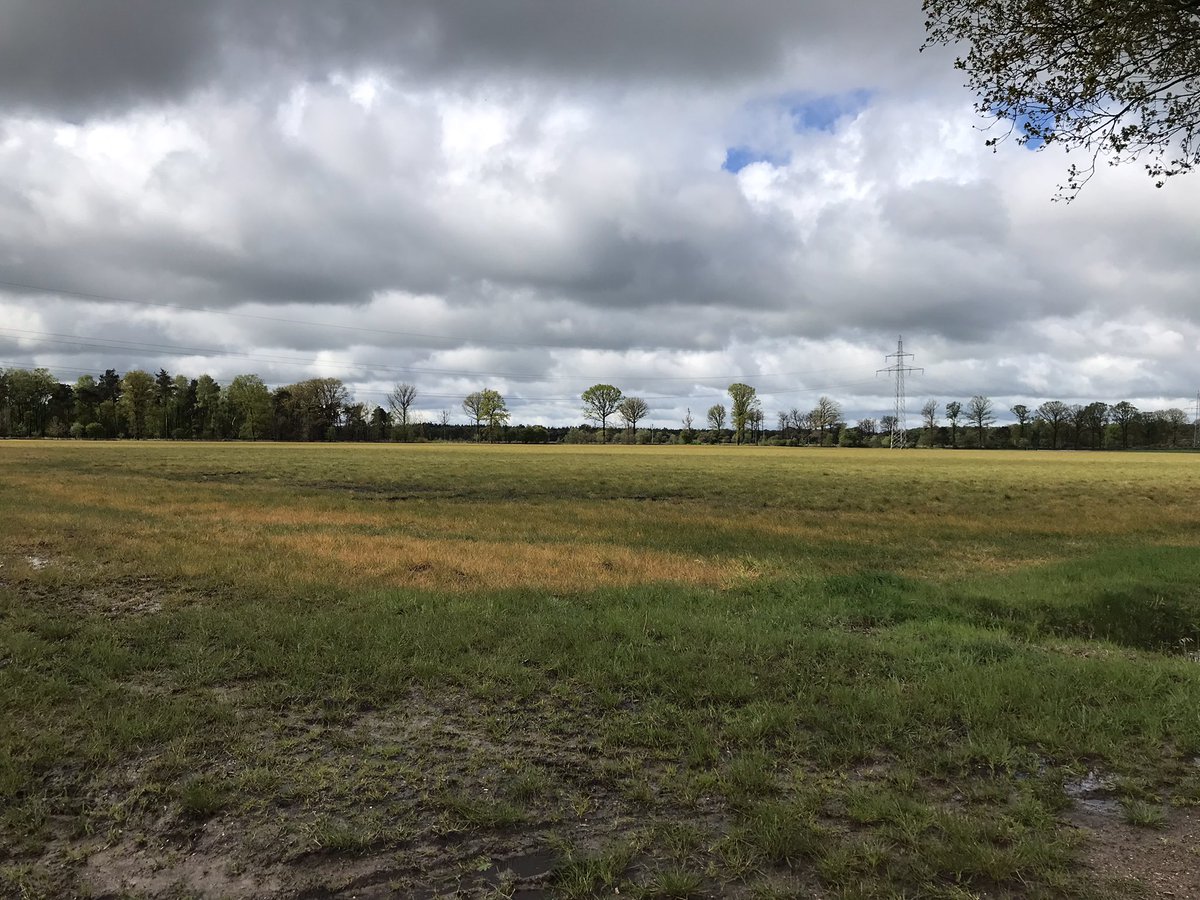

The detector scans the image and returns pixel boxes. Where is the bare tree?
[811,396,841,445]
[1036,400,1070,450]
[921,399,939,432]
[617,396,649,440]
[967,395,995,448]
[388,382,417,439]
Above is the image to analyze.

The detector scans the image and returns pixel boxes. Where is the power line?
[0,324,866,387]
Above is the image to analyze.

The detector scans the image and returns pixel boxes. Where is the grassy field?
[2,441,1200,899]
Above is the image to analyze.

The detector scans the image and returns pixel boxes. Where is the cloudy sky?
[2,0,1198,427]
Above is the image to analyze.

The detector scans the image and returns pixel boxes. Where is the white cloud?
[1,1,1198,426]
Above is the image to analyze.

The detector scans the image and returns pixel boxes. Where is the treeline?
[0,366,1194,450]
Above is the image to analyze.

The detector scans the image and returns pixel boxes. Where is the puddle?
[26,555,50,570]
[1065,770,1120,815]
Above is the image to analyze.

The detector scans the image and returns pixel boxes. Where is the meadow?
[2,441,1199,898]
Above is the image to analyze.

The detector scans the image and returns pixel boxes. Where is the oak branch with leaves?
[923,0,1200,198]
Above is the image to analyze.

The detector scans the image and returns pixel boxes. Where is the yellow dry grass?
[272,532,735,593]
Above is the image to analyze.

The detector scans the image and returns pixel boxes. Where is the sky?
[2,0,1198,427]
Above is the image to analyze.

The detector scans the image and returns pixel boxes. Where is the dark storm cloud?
[0,0,920,116]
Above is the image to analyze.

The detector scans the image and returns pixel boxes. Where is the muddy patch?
[14,687,731,899]
[1074,808,1200,898]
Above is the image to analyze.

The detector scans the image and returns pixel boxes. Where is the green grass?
[2,441,1199,897]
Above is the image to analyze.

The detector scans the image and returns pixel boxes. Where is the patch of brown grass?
[272,532,736,592]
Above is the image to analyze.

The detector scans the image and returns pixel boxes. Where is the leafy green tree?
[5,368,57,436]
[73,375,100,428]
[97,369,121,404]
[369,405,391,441]
[464,389,509,441]
[617,396,649,440]
[281,378,349,440]
[0,369,10,436]
[480,389,510,441]
[226,374,273,440]
[727,383,758,445]
[945,400,963,448]
[582,384,623,443]
[342,402,369,441]
[153,368,174,437]
[172,375,194,439]
[119,370,155,439]
[706,404,727,441]
[194,374,222,439]
[923,0,1200,196]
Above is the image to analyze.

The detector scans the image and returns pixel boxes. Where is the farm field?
[2,442,1200,899]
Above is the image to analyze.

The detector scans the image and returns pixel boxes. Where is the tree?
[1010,404,1030,442]
[945,400,963,448]
[463,392,486,439]
[369,405,391,441]
[154,368,174,438]
[617,396,649,440]
[226,374,272,440]
[480,389,510,441]
[706,404,727,440]
[97,369,122,404]
[388,383,417,438]
[923,0,1200,197]
[4,368,57,436]
[811,396,841,445]
[119,370,155,439]
[284,378,349,440]
[1163,406,1190,446]
[967,395,995,447]
[1036,400,1070,449]
[1111,400,1140,449]
[581,384,623,443]
[1068,403,1088,448]
[73,374,100,428]
[194,374,222,439]
[749,406,765,444]
[464,389,509,441]
[922,399,939,431]
[1083,401,1109,449]
[727,383,758,445]
[681,408,695,444]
